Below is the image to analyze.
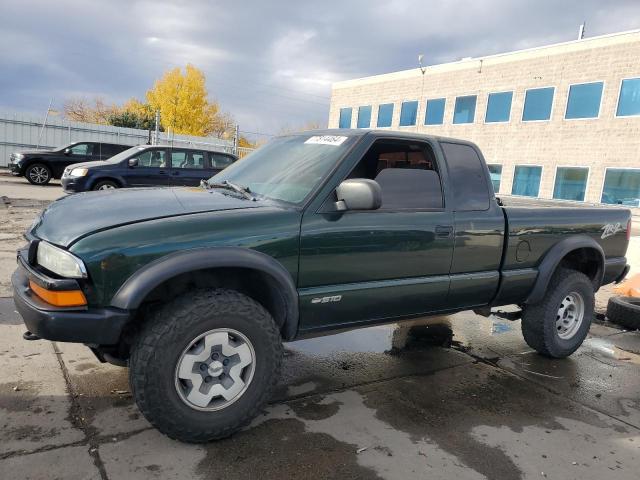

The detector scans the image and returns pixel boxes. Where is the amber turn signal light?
[29,281,87,307]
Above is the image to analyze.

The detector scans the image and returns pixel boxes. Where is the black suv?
[61,145,238,192]
[9,142,131,185]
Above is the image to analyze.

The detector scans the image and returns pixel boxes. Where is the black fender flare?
[88,175,127,189]
[525,235,604,304]
[110,247,299,339]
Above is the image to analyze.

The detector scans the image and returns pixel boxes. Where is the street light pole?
[154,110,160,145]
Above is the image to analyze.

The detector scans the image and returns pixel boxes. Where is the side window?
[171,150,205,169]
[210,153,234,169]
[170,150,187,168]
[133,149,167,168]
[69,143,93,156]
[347,140,443,210]
[440,142,490,211]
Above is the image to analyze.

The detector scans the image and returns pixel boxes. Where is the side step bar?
[473,308,522,321]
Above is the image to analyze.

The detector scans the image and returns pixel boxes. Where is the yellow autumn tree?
[146,64,222,136]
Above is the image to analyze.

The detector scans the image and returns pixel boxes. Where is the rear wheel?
[129,289,283,443]
[93,180,119,190]
[522,268,594,358]
[25,163,52,185]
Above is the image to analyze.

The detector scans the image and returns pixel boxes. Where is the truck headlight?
[70,168,88,177]
[36,241,87,278]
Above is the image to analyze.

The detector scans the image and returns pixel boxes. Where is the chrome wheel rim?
[29,166,49,184]
[98,184,116,190]
[555,292,585,340]
[174,328,256,411]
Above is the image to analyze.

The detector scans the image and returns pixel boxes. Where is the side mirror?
[335,179,382,211]
[128,158,138,167]
[64,148,71,156]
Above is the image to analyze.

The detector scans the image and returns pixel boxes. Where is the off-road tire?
[129,289,283,443]
[92,179,119,190]
[25,163,52,185]
[522,268,594,358]
[606,296,640,330]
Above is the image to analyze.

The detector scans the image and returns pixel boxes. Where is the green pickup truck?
[12,130,631,442]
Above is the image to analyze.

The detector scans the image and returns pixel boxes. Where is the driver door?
[122,147,170,187]
[59,142,96,176]
[297,139,454,333]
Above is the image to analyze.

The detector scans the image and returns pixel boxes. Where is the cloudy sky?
[1,0,639,139]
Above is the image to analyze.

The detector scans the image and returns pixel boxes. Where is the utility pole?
[234,124,239,155]
[37,98,53,149]
[154,110,160,145]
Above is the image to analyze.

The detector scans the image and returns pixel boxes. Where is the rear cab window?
[440,142,491,211]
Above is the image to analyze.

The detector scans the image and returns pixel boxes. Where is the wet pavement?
[1,297,639,480]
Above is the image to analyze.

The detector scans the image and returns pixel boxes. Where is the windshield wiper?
[204,180,255,201]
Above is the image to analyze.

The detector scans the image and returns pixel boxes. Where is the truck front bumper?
[11,254,130,345]
[8,161,22,176]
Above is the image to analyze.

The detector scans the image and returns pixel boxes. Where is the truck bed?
[499,199,630,276]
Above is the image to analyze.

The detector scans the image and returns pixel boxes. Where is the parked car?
[60,145,237,192]
[12,130,631,443]
[8,142,131,185]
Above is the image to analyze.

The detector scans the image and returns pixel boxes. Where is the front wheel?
[93,180,119,190]
[521,268,594,358]
[25,163,52,185]
[129,289,283,443]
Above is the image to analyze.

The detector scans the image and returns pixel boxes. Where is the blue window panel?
[357,105,372,128]
[399,100,419,126]
[616,78,640,117]
[553,167,588,201]
[338,108,352,128]
[601,169,640,206]
[512,166,542,197]
[377,103,394,127]
[424,98,445,125]
[453,95,477,124]
[485,92,513,123]
[487,164,502,192]
[565,82,603,119]
[522,87,554,121]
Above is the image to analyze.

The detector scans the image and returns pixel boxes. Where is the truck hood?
[65,160,110,170]
[31,187,267,247]
[18,149,58,156]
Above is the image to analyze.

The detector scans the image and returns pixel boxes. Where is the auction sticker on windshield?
[304,135,348,146]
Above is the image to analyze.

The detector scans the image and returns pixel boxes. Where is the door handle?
[435,225,453,238]
[158,170,166,175]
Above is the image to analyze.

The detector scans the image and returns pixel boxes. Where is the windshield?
[54,142,77,152]
[104,146,147,164]
[209,134,356,205]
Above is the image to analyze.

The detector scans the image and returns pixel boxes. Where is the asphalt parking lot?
[1,173,639,480]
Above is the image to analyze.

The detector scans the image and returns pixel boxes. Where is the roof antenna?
[578,22,586,40]
[418,54,426,75]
